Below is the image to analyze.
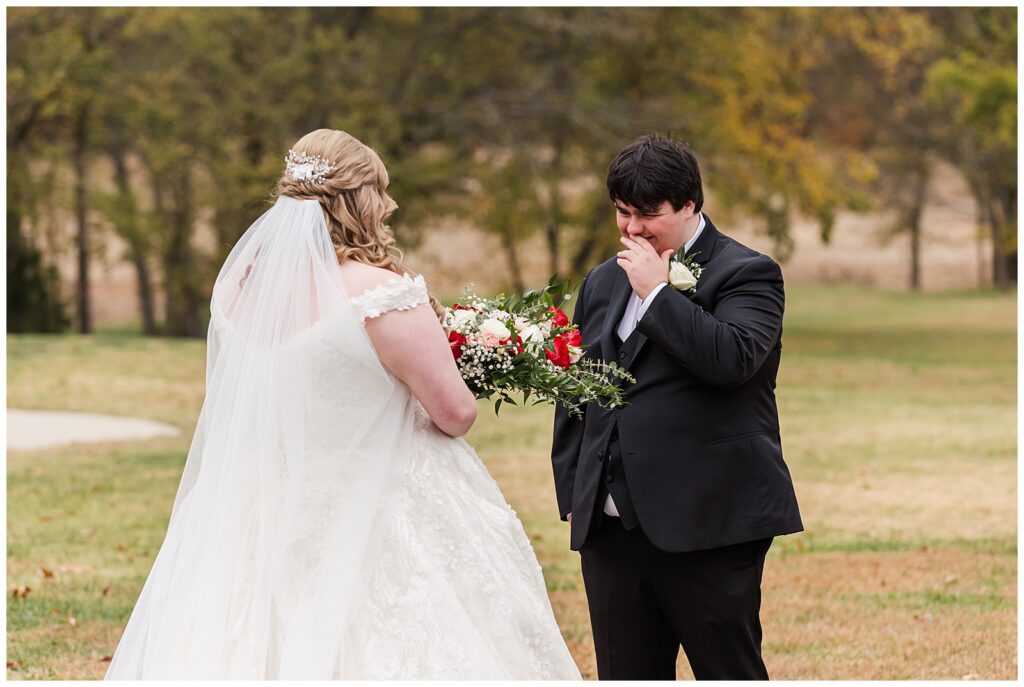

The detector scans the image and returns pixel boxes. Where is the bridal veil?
[106,196,415,678]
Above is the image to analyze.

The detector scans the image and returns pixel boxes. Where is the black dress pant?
[580,517,772,680]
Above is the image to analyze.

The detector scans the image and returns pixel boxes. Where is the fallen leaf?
[101,655,113,662]
[50,607,62,616]
[101,586,112,597]
[41,567,54,579]
[7,661,17,669]
[12,586,31,598]
[67,613,77,627]
[115,544,128,553]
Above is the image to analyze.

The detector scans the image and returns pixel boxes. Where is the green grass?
[7,285,1017,679]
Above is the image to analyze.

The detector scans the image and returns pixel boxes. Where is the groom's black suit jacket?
[552,216,803,552]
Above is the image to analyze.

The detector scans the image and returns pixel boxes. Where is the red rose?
[545,335,571,369]
[548,307,569,328]
[451,303,475,311]
[448,330,466,360]
[563,328,582,348]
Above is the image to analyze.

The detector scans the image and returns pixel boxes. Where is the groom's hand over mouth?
[617,236,673,300]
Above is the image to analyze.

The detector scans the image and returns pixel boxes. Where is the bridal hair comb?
[284,149,334,184]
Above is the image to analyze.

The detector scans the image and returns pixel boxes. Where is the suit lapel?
[599,268,633,363]
[624,215,723,369]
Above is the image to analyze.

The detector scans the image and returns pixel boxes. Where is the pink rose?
[482,332,502,348]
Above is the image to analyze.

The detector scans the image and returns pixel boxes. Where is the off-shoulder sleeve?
[351,274,430,323]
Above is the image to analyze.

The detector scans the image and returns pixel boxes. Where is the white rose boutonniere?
[668,250,703,294]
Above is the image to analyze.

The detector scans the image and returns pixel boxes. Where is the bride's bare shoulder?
[337,260,402,297]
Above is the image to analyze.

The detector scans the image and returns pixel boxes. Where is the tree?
[7,8,78,332]
[801,8,949,290]
[925,8,1017,291]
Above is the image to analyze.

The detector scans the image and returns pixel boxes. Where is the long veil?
[106,196,414,678]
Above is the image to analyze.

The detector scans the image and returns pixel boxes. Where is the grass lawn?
[7,285,1017,679]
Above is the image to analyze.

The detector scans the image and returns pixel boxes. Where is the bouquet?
[445,276,634,418]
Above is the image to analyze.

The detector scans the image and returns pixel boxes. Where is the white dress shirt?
[604,213,706,517]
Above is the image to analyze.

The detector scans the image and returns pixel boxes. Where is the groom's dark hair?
[607,133,704,214]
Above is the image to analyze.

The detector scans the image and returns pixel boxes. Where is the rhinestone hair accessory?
[284,149,334,184]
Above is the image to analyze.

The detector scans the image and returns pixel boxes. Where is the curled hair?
[607,133,704,214]
[276,129,446,323]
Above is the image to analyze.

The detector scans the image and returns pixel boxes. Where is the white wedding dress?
[105,197,580,679]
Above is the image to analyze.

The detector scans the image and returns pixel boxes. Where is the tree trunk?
[975,203,988,288]
[498,221,525,292]
[568,195,613,281]
[111,149,158,335]
[544,140,566,278]
[163,167,203,337]
[982,194,1011,293]
[73,102,92,334]
[132,249,158,335]
[990,213,1008,292]
[998,187,1017,288]
[906,168,928,292]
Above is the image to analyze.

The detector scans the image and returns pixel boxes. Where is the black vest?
[595,329,644,530]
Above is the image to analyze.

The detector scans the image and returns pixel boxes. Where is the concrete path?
[7,409,181,451]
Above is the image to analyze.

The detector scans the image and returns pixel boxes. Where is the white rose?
[520,324,545,344]
[669,260,697,291]
[479,318,511,341]
[451,309,478,327]
[568,345,583,364]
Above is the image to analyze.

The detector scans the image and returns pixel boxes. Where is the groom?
[551,134,802,680]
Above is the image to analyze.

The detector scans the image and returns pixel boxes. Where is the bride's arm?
[364,304,478,438]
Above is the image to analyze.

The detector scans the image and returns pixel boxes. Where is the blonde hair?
[276,129,445,321]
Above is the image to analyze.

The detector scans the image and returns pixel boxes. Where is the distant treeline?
[7,7,1016,335]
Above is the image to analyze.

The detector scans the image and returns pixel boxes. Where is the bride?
[105,129,581,679]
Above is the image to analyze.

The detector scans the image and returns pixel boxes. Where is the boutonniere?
[668,250,702,294]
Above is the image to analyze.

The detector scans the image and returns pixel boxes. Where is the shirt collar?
[683,212,706,254]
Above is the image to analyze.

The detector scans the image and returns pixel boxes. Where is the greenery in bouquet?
[445,275,635,418]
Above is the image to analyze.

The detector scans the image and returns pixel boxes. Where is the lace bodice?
[351,274,429,323]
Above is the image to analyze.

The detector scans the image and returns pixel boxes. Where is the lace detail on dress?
[348,419,578,679]
[351,274,429,323]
